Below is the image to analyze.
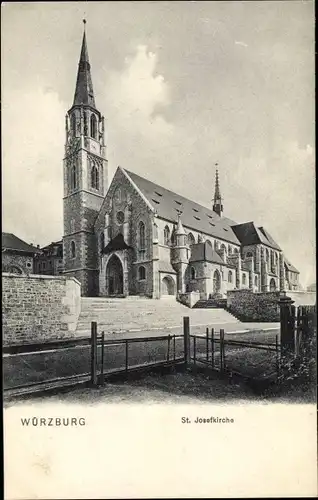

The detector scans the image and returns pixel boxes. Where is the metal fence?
[91,322,184,386]
[3,336,93,395]
[189,327,280,381]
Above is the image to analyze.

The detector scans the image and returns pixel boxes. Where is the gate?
[90,321,184,386]
[278,296,316,358]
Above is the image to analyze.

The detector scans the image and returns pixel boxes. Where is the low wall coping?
[2,272,81,286]
[228,289,280,296]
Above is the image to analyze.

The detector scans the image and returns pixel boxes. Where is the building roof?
[72,29,96,108]
[190,241,225,265]
[102,233,132,254]
[41,240,63,250]
[284,258,299,273]
[158,261,177,274]
[231,222,281,251]
[2,233,40,254]
[123,169,241,245]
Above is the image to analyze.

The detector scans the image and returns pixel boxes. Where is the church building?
[63,25,300,298]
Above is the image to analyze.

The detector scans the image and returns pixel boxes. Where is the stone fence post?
[278,292,295,357]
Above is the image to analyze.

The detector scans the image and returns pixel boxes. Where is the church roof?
[158,261,177,274]
[231,222,281,251]
[189,241,225,265]
[2,233,40,254]
[123,169,241,245]
[73,29,96,108]
[284,258,299,273]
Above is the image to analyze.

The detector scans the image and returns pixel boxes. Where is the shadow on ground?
[5,369,315,407]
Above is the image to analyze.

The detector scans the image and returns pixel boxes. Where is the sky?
[1,1,315,286]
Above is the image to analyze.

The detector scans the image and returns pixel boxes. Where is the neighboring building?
[2,233,40,274]
[34,240,64,276]
[284,258,300,291]
[62,24,301,298]
[307,283,316,292]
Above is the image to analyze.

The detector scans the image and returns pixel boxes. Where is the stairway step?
[75,296,239,335]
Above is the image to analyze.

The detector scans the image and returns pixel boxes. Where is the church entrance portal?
[106,255,124,296]
[213,270,221,294]
[161,276,175,296]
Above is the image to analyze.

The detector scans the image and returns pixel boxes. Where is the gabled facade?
[2,233,41,274]
[62,24,301,298]
[34,241,64,276]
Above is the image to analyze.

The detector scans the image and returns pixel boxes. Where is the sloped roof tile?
[2,233,40,254]
[123,169,241,245]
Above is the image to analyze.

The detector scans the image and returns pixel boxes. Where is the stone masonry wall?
[95,168,155,297]
[227,289,281,322]
[2,273,81,346]
[2,253,34,274]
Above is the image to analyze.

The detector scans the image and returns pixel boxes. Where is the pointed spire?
[73,20,96,108]
[176,211,186,236]
[214,166,221,202]
[213,163,224,216]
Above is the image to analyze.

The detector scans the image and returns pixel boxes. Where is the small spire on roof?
[176,211,186,235]
[213,162,224,217]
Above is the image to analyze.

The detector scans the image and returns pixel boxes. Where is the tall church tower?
[63,21,108,296]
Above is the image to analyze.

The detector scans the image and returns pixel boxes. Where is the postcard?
[2,1,316,498]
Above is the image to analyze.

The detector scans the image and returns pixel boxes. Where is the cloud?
[2,85,64,245]
[105,45,173,131]
[235,41,248,47]
[101,45,175,179]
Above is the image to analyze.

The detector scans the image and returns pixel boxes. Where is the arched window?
[100,231,105,250]
[190,267,196,280]
[6,265,23,274]
[138,221,145,250]
[91,164,99,190]
[90,114,97,139]
[228,270,233,283]
[153,222,158,241]
[234,248,239,254]
[242,274,246,285]
[171,231,176,246]
[71,163,77,190]
[187,232,195,245]
[114,187,122,203]
[213,270,221,293]
[139,266,146,280]
[84,111,88,136]
[71,114,76,136]
[220,244,227,253]
[266,248,270,262]
[206,239,212,247]
[269,278,276,291]
[70,241,76,259]
[254,276,258,287]
[164,226,170,246]
[228,246,232,254]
